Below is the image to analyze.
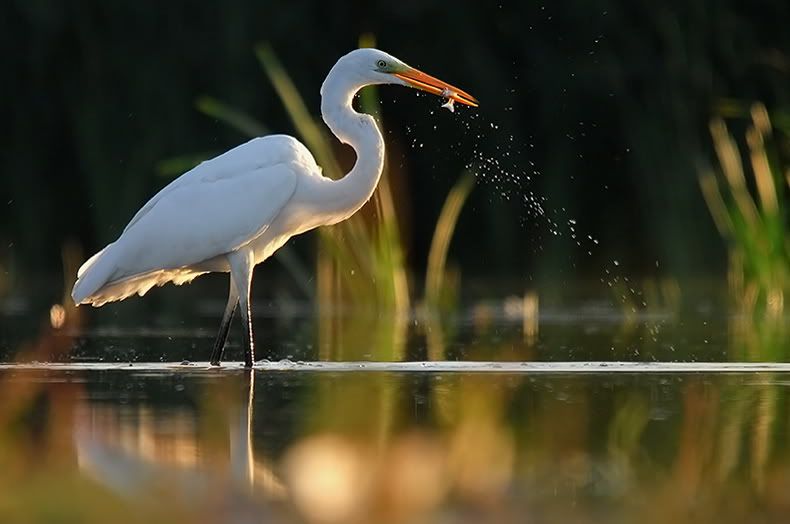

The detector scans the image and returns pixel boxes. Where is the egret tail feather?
[71,245,119,305]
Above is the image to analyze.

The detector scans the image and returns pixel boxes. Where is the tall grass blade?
[195,96,269,138]
[156,152,217,177]
[425,173,475,309]
[254,44,342,179]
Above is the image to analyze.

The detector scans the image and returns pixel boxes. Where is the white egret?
[71,48,478,367]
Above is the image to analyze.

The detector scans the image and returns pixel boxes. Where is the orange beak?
[394,67,479,107]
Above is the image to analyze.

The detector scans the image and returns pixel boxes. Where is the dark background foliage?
[2,0,789,292]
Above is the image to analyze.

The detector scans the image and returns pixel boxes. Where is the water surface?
[1,292,788,522]
[1,365,790,523]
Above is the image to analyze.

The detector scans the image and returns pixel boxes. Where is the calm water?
[1,367,790,523]
[1,292,789,522]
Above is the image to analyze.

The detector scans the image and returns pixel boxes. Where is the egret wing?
[110,161,299,281]
[124,135,319,234]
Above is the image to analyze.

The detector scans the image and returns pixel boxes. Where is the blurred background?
[2,2,790,522]
[2,0,788,307]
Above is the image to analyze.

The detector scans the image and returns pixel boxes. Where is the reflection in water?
[1,369,790,523]
[73,370,285,517]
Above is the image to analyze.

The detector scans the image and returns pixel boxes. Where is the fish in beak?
[394,67,479,108]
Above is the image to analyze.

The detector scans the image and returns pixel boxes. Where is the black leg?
[241,299,255,368]
[210,298,238,366]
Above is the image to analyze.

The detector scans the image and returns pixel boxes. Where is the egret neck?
[318,65,386,224]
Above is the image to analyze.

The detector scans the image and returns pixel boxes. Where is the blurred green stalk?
[425,172,475,310]
[699,103,789,320]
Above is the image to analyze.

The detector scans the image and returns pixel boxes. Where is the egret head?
[332,48,478,108]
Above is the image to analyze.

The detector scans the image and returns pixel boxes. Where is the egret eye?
[376,60,387,69]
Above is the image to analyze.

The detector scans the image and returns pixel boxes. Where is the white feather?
[72,135,319,306]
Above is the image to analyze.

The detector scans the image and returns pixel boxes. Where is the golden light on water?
[49,304,66,329]
[379,432,448,519]
[284,435,368,523]
[450,419,515,504]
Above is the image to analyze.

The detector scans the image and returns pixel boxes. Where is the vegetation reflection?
[2,369,790,522]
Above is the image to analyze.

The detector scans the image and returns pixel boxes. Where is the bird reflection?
[74,371,284,507]
[229,370,260,491]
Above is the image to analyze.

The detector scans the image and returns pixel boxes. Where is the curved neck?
[318,69,385,224]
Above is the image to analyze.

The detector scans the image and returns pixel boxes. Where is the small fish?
[440,88,456,112]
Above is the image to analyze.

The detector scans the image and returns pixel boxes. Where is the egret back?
[72,135,319,306]
[124,135,319,233]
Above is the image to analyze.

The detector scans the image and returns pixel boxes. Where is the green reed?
[699,103,789,319]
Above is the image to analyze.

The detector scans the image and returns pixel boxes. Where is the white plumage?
[72,48,477,367]
[72,136,315,306]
